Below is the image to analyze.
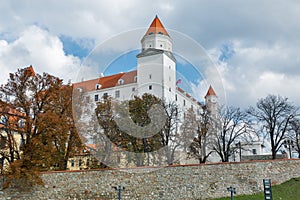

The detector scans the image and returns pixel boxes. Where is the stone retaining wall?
[1,159,300,199]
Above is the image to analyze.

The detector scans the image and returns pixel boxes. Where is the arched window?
[95,84,101,90]
[118,79,124,85]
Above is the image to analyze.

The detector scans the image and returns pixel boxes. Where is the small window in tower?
[149,45,152,47]
[169,65,171,69]
[158,32,163,35]
[149,85,152,90]
[134,76,137,82]
[132,87,135,92]
[183,100,186,106]
[160,44,163,47]
[95,94,99,102]
[169,88,171,92]
[175,94,177,101]
[252,149,257,155]
[79,159,82,166]
[115,90,120,98]
[149,74,152,79]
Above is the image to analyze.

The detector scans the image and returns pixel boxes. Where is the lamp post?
[283,139,295,158]
[113,185,125,200]
[227,186,236,200]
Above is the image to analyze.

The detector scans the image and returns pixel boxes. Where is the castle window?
[175,94,177,101]
[71,160,75,167]
[134,76,137,82]
[149,85,152,90]
[149,45,152,47]
[160,44,163,47]
[95,94,99,102]
[132,87,135,92]
[77,87,83,93]
[252,149,257,155]
[95,84,101,90]
[79,159,82,166]
[86,159,90,167]
[183,100,186,106]
[118,79,124,85]
[149,74,152,79]
[158,32,163,34]
[103,93,108,98]
[169,88,171,92]
[115,90,120,98]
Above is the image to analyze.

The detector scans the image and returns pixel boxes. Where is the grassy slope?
[214,177,300,200]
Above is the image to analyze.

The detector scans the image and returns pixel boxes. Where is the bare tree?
[290,118,300,158]
[181,108,214,164]
[248,95,298,159]
[213,106,253,162]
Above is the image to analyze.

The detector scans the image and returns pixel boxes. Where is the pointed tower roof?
[205,85,217,98]
[145,15,169,36]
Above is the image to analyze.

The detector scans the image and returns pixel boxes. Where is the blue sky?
[0,0,299,107]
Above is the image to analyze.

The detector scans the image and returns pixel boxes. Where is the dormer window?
[158,32,163,34]
[77,87,83,93]
[118,79,124,85]
[95,84,101,90]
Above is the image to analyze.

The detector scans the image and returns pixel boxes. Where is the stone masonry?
[1,159,300,199]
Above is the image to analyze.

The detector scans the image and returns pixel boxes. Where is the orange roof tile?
[205,85,217,98]
[73,71,137,92]
[145,16,169,36]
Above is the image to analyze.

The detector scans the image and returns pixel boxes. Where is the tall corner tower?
[137,16,176,102]
[205,85,218,115]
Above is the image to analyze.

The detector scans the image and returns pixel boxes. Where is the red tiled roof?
[73,71,137,92]
[145,16,169,36]
[205,85,217,98]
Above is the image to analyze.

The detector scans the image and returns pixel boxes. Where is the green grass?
[214,177,300,200]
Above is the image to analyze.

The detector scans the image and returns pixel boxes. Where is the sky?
[0,0,299,108]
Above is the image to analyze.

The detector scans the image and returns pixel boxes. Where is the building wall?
[1,159,300,199]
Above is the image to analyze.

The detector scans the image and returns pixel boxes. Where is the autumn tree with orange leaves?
[0,66,81,188]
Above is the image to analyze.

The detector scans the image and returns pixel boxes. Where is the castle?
[74,16,217,115]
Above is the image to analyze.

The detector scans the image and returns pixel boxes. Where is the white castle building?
[74,16,217,114]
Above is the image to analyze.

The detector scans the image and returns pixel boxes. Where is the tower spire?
[145,16,169,36]
[205,85,217,98]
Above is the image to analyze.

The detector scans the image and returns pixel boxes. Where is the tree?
[248,95,298,159]
[213,106,253,162]
[0,66,82,188]
[290,118,300,158]
[182,108,214,164]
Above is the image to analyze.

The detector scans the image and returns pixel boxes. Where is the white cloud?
[206,41,300,107]
[0,25,81,84]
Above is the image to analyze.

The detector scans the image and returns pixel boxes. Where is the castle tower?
[205,85,218,115]
[137,16,176,102]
